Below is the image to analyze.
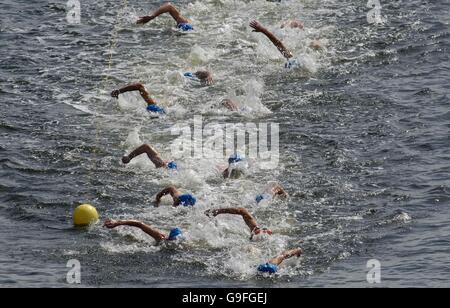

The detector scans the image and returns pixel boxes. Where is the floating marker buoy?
[73,204,99,226]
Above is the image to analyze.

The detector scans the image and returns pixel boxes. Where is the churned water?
[0,0,449,287]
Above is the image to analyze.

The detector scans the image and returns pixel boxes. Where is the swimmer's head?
[250,227,273,241]
[168,227,183,241]
[147,104,165,114]
[167,161,178,170]
[256,194,265,204]
[228,154,243,164]
[257,263,278,274]
[177,23,194,32]
[178,194,197,207]
[184,72,202,83]
[285,59,299,69]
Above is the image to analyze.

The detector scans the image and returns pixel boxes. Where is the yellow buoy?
[73,204,99,226]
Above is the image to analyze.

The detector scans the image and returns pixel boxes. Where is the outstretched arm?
[137,2,189,25]
[111,83,156,105]
[269,248,303,266]
[205,207,258,232]
[155,186,182,206]
[122,144,166,167]
[250,20,293,59]
[103,219,166,242]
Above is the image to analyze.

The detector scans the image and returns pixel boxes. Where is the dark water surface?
[0,0,449,287]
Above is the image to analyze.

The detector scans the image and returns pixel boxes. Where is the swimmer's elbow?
[135,83,146,91]
[236,207,249,215]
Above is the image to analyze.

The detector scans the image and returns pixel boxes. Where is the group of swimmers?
[104,2,312,275]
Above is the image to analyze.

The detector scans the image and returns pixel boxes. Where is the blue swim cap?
[167,161,177,170]
[178,194,197,207]
[256,194,265,204]
[168,227,183,241]
[228,154,243,164]
[177,23,194,32]
[285,59,299,69]
[147,104,165,114]
[257,263,278,274]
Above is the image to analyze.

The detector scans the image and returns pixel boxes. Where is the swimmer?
[255,183,288,204]
[205,207,272,241]
[137,2,194,32]
[222,154,247,179]
[103,219,184,244]
[155,186,197,207]
[122,144,177,170]
[111,83,166,114]
[250,20,293,60]
[281,20,304,30]
[258,248,303,274]
[184,70,214,86]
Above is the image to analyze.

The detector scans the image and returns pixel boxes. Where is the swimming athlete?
[255,183,288,204]
[183,70,214,86]
[249,20,294,61]
[222,154,247,179]
[111,80,213,113]
[103,219,184,243]
[205,207,272,241]
[155,186,197,207]
[137,2,194,32]
[257,248,303,274]
[122,144,177,170]
[111,83,166,114]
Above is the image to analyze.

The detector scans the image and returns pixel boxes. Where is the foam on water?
[2,0,447,286]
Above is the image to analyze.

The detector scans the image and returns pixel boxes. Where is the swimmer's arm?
[111,83,156,105]
[137,3,189,25]
[205,208,258,231]
[250,20,293,59]
[155,186,181,206]
[123,144,166,168]
[269,248,303,266]
[103,219,166,241]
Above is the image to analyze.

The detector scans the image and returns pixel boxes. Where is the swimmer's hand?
[222,99,239,111]
[103,219,119,229]
[111,90,120,98]
[250,20,293,59]
[205,209,219,218]
[122,155,131,164]
[250,20,264,33]
[137,15,154,25]
[195,71,213,86]
[294,248,303,258]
